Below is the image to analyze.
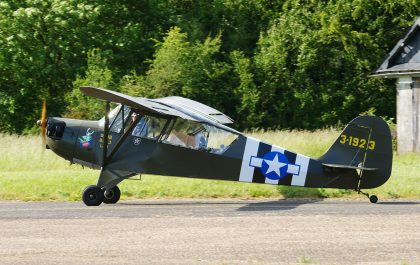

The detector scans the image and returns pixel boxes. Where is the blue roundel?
[260,152,289,180]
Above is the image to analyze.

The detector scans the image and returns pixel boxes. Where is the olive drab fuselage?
[44,86,393,205]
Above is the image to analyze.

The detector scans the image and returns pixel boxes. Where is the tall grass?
[248,128,339,157]
[0,131,419,201]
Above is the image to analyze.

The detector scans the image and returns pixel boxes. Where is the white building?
[374,17,420,153]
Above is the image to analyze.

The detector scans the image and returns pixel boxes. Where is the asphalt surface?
[1,199,419,264]
[0,199,419,219]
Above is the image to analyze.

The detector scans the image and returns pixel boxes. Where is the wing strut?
[103,113,141,166]
[96,106,140,191]
[102,101,110,166]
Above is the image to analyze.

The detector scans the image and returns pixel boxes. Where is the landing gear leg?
[356,189,378,204]
[356,165,378,203]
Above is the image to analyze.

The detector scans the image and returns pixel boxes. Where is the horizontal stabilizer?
[323,163,378,171]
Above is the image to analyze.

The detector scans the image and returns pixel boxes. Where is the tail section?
[319,115,393,189]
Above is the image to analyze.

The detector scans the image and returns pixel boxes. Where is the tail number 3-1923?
[339,135,376,150]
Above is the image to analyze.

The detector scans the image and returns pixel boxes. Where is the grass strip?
[0,131,418,201]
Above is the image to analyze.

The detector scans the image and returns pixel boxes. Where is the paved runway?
[1,199,419,264]
[0,199,419,219]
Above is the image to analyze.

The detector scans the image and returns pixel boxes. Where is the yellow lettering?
[359,139,366,149]
[352,137,359,147]
[368,140,376,150]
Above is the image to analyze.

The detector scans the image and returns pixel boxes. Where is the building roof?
[374,17,420,77]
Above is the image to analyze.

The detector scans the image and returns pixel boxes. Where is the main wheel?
[82,185,104,206]
[369,195,378,204]
[102,186,121,204]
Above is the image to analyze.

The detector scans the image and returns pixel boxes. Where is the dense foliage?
[0,0,418,133]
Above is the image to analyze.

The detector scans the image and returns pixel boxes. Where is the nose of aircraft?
[40,117,80,161]
[43,118,65,139]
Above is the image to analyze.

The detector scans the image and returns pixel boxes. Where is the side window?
[131,115,167,140]
[108,105,131,133]
[164,120,239,154]
[203,124,239,154]
[165,119,206,149]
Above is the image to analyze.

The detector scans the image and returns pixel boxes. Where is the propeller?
[37,99,47,146]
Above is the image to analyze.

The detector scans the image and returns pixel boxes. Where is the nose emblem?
[79,128,94,150]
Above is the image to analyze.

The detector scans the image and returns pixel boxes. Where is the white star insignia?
[133,137,141,146]
[264,154,287,176]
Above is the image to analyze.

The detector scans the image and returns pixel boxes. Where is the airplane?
[39,86,393,206]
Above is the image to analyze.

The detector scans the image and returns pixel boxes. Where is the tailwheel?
[103,186,121,204]
[369,195,378,204]
[82,185,104,206]
[356,189,378,204]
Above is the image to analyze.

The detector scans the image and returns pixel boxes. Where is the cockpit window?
[164,119,238,154]
[131,115,167,140]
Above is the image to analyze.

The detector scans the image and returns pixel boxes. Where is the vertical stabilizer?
[318,116,393,189]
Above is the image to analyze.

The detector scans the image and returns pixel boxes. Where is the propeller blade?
[41,99,46,146]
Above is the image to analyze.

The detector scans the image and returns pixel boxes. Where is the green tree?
[0,1,100,132]
[162,0,280,54]
[0,0,419,133]
[121,27,234,113]
[230,51,261,128]
[65,49,113,120]
[0,0,167,133]
[252,0,418,129]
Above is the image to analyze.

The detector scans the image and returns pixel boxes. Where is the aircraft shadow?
[237,199,322,212]
[119,199,322,212]
[377,201,420,205]
[119,200,273,207]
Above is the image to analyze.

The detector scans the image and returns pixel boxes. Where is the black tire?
[82,185,104,206]
[369,195,378,204]
[102,186,121,204]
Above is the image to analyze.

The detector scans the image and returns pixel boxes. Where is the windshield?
[98,105,132,133]
[98,105,121,127]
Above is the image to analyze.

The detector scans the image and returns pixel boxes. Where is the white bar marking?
[239,137,260,182]
[249,156,263,167]
[271,145,285,154]
[291,154,310,186]
[287,164,300,175]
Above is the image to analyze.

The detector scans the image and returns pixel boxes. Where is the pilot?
[195,130,208,150]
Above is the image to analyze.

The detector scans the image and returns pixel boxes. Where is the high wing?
[80,86,196,121]
[80,86,236,131]
[151,96,233,124]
